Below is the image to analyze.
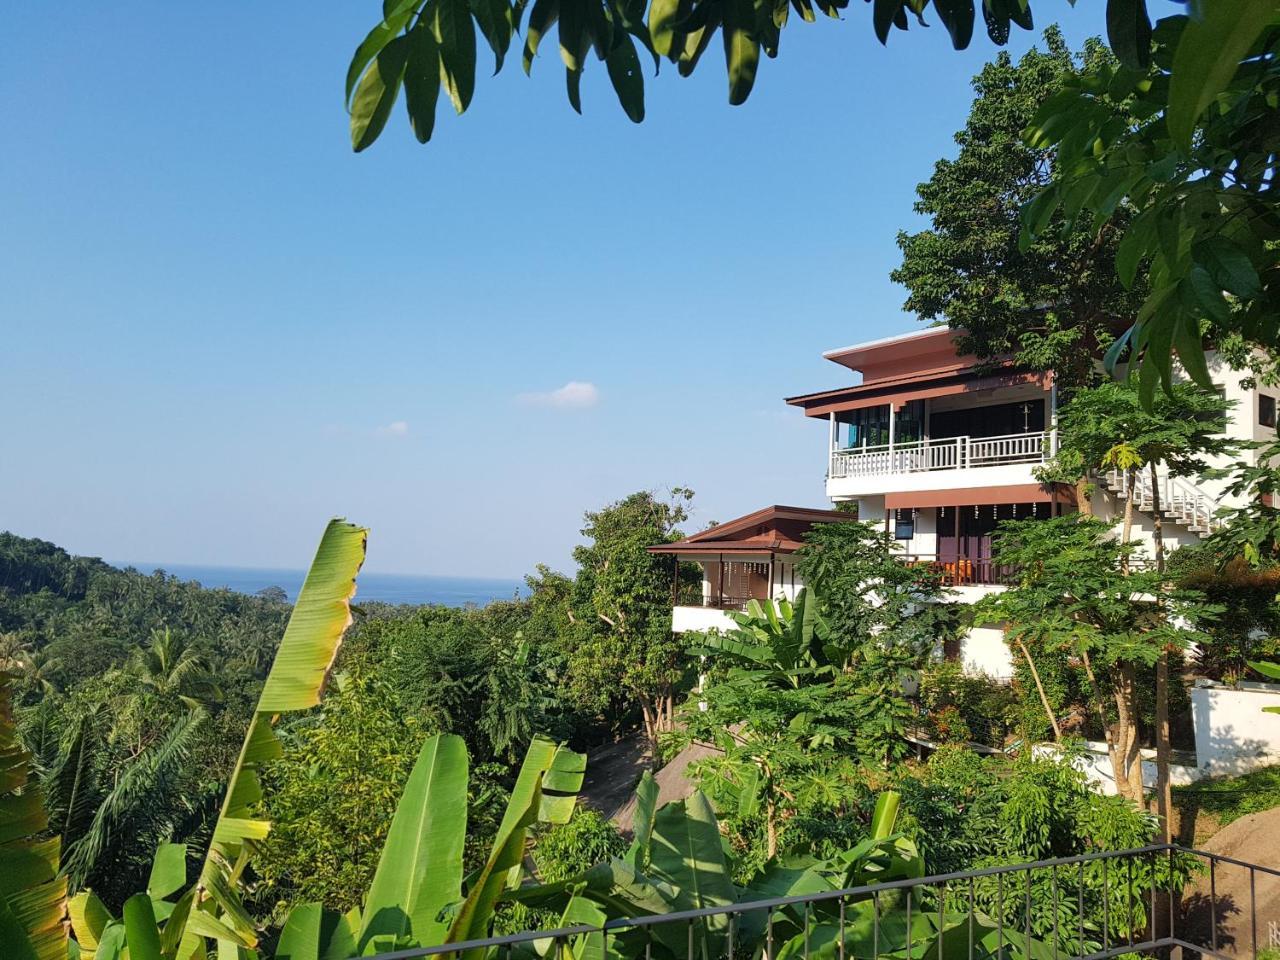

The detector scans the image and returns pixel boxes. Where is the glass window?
[893,509,915,540]
[1261,394,1276,428]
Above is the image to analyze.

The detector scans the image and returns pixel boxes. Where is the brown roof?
[647,505,859,556]
[785,366,1047,418]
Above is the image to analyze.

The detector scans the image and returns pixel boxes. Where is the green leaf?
[628,771,658,868]
[1115,211,1156,288]
[648,0,684,56]
[357,735,468,952]
[404,20,442,143]
[345,0,423,104]
[872,0,902,44]
[1248,660,1280,680]
[1196,236,1263,299]
[0,899,39,960]
[523,0,561,73]
[1018,184,1059,248]
[351,38,411,156]
[435,0,478,113]
[470,0,515,71]
[723,0,760,105]
[447,737,585,958]
[869,790,900,839]
[1105,0,1151,70]
[276,903,357,960]
[193,520,367,951]
[122,895,162,960]
[68,892,112,954]
[606,32,646,122]
[1167,0,1279,149]
[1172,307,1213,390]
[147,843,187,901]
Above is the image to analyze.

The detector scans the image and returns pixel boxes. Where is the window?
[1261,394,1276,429]
[893,509,915,540]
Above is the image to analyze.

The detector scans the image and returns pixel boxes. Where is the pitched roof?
[647,505,859,556]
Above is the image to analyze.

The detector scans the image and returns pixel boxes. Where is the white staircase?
[1099,469,1224,535]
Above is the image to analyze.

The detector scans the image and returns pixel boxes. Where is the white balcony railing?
[829,430,1049,480]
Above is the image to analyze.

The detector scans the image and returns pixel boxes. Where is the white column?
[1049,378,1059,455]
[829,411,836,451]
[888,403,896,464]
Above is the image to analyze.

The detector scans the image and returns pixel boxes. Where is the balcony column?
[1048,375,1059,455]
[828,411,836,452]
[888,403,896,462]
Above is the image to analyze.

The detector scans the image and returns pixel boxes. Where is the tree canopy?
[893,29,1145,389]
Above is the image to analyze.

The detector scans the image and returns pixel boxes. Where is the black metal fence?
[364,844,1280,960]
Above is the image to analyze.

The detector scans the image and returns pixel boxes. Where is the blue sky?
[1,3,1107,579]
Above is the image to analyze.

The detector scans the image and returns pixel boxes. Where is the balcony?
[827,430,1052,500]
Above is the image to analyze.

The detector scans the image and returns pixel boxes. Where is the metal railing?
[1102,468,1225,535]
[830,431,1049,481]
[363,844,1280,960]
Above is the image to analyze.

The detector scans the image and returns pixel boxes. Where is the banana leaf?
[187,519,368,951]
[0,674,70,960]
[357,733,468,952]
[447,736,586,958]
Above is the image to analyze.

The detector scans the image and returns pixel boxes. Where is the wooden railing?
[899,554,1020,586]
[829,430,1048,480]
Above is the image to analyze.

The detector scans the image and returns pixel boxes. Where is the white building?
[660,326,1280,685]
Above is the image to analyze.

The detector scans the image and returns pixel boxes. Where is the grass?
[1173,763,1280,830]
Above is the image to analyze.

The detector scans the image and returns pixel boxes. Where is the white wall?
[961,624,1015,680]
[671,605,737,634]
[1191,680,1280,776]
[1034,741,1200,796]
[828,461,1041,501]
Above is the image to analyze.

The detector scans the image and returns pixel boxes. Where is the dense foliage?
[893,29,1143,389]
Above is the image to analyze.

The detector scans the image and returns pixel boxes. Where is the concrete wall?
[1034,741,1200,795]
[671,606,737,634]
[1191,680,1280,776]
[961,624,1015,680]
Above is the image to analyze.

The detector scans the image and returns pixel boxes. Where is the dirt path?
[576,733,723,834]
[1179,807,1280,956]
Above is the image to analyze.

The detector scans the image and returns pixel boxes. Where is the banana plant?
[505,782,927,960]
[63,518,370,958]
[185,519,369,954]
[687,588,831,689]
[0,674,70,960]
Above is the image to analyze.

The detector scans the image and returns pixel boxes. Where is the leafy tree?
[893,28,1144,389]
[1041,378,1231,837]
[681,589,912,862]
[978,515,1211,805]
[1025,9,1280,400]
[794,520,961,663]
[553,489,699,757]
[254,666,428,918]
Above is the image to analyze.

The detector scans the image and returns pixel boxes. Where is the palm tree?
[127,627,221,709]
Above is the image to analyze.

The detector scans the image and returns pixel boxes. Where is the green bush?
[532,808,628,883]
[918,660,1019,747]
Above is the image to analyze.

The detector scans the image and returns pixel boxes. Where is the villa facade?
[655,326,1280,683]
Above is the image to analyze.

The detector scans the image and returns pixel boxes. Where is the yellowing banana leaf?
[69,890,113,955]
[189,520,368,951]
[0,675,70,960]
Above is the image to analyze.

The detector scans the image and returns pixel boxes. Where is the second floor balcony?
[830,429,1051,480]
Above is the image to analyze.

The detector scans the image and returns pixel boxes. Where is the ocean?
[119,562,527,607]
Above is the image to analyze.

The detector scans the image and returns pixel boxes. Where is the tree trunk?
[1075,477,1094,515]
[1017,638,1062,740]
[1114,664,1145,804]
[1150,461,1173,843]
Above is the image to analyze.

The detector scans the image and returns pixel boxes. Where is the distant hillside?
[0,531,291,693]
